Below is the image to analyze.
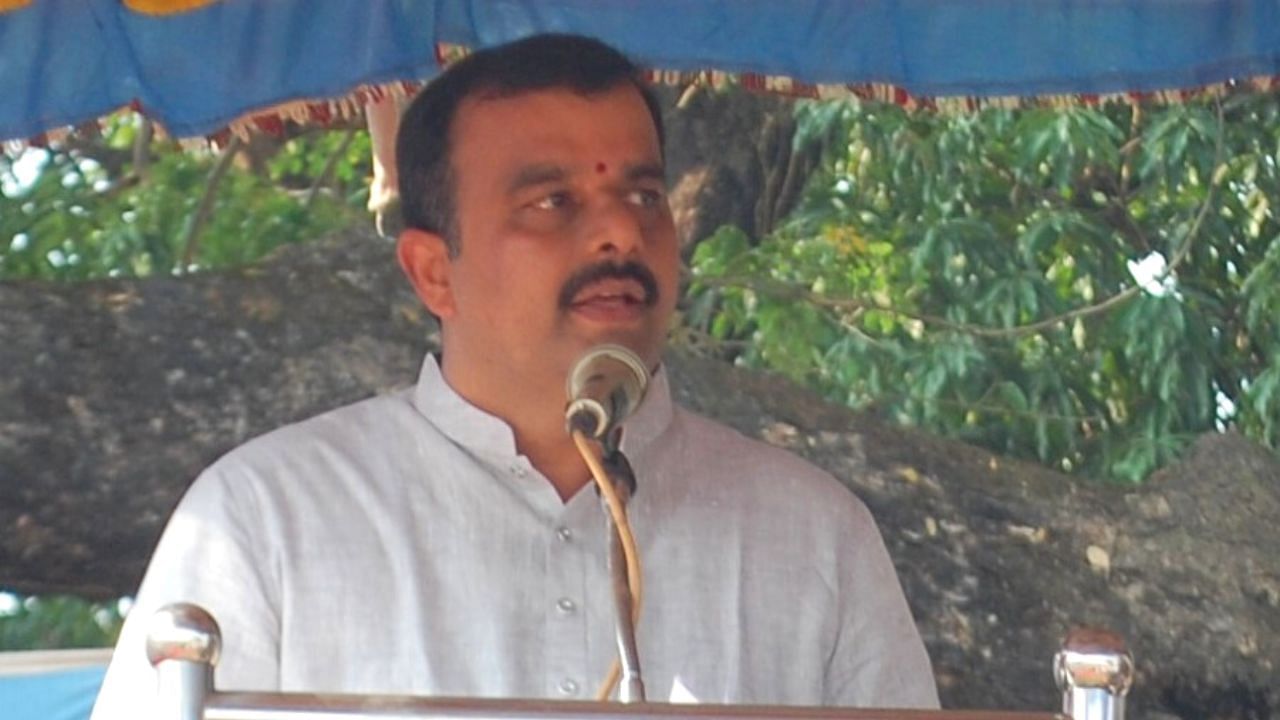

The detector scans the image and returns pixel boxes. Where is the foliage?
[0,114,365,281]
[687,93,1280,482]
[0,593,125,650]
[267,126,373,199]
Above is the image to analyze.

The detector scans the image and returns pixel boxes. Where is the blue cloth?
[0,665,106,720]
[2,0,1279,139]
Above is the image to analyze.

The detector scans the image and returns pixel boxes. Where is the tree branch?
[132,117,154,182]
[909,393,1107,426]
[304,127,358,209]
[180,136,243,269]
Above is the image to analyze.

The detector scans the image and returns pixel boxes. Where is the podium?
[145,604,1133,720]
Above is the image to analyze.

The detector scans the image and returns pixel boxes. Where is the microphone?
[565,344,649,438]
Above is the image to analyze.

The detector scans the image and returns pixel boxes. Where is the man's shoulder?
[200,387,419,486]
[665,405,875,525]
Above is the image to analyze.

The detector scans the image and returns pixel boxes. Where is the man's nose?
[583,198,644,256]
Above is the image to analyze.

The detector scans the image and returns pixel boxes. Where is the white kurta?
[92,357,937,717]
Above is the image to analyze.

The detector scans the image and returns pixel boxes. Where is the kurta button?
[556,597,576,614]
[557,678,579,695]
[556,526,573,542]
[510,464,527,478]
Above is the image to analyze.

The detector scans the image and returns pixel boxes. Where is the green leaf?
[993,381,1030,413]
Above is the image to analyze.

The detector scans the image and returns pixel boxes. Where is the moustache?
[557,260,660,310]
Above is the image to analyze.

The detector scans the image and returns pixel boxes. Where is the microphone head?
[565,344,649,438]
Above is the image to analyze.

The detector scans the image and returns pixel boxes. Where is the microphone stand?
[599,431,645,703]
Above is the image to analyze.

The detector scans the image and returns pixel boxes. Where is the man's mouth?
[558,261,660,315]
[570,278,649,309]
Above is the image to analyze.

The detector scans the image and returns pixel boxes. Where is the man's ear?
[396,228,456,319]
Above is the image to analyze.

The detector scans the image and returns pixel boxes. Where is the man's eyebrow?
[626,162,667,184]
[507,162,666,194]
[507,164,568,195]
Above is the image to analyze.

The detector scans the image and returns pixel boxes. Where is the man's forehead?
[455,84,658,139]
[451,85,664,175]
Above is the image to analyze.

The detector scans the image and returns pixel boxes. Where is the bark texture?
[1,234,430,598]
[660,86,820,249]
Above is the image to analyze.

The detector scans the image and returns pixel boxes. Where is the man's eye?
[532,192,570,211]
[628,188,665,207]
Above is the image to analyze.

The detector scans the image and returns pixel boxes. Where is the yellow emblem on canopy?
[124,0,220,15]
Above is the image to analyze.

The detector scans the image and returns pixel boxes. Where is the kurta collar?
[411,354,675,462]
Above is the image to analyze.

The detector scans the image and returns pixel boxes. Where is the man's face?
[403,83,679,399]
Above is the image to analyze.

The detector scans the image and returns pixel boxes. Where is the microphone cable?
[571,429,642,701]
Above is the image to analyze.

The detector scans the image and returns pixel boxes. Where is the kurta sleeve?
[824,497,940,708]
[91,462,281,720]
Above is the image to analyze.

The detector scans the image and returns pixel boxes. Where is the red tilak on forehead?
[595,162,608,174]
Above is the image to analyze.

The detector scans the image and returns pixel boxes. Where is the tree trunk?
[659,86,819,249]
[1,232,430,598]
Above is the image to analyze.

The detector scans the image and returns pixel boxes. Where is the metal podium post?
[146,604,220,720]
[1054,628,1134,720]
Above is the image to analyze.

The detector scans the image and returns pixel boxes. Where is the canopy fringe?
[8,43,1278,150]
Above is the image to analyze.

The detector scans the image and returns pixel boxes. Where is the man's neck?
[438,353,593,502]
[515,419,594,502]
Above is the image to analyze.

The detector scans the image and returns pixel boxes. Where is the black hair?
[396,33,665,256]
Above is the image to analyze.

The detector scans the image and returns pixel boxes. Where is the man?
[92,34,937,716]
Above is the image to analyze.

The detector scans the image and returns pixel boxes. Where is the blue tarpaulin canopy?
[2,0,1279,142]
[0,648,110,720]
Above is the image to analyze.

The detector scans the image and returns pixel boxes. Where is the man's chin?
[563,330,663,372]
